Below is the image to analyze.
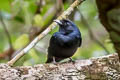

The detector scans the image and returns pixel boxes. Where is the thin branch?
[35,0,44,14]
[7,0,84,66]
[29,5,57,40]
[0,12,14,59]
[0,47,14,59]
[29,0,63,40]
[79,10,110,54]
[0,12,13,48]
[8,0,13,13]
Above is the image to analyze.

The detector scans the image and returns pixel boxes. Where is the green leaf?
[14,34,29,50]
[22,1,32,26]
[43,10,55,26]
[0,0,10,12]
[49,26,59,35]
[80,0,97,19]
[27,0,37,13]
[33,14,44,27]
[64,2,69,10]
[41,4,52,15]
[23,59,33,66]
[14,53,31,66]
[28,49,39,62]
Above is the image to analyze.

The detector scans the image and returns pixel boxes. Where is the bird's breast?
[48,43,78,58]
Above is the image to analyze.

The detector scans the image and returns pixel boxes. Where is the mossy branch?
[1,53,120,80]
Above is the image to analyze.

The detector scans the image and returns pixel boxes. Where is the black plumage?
[46,19,82,63]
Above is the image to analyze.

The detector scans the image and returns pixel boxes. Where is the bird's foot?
[52,61,57,64]
[68,58,75,63]
[52,57,57,64]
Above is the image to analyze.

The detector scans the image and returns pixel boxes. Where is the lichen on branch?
[1,53,120,80]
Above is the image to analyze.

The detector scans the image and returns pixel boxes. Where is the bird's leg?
[68,57,75,63]
[69,57,73,61]
[69,57,73,62]
[53,56,57,64]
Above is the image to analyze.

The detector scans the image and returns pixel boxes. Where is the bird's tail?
[46,57,53,63]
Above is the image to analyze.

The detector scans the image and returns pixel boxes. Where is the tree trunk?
[96,0,120,58]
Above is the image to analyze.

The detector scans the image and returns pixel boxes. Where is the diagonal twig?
[7,0,85,66]
[29,0,64,40]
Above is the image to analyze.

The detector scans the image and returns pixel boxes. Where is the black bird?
[46,19,82,63]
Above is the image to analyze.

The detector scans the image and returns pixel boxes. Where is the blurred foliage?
[33,14,44,27]
[13,34,29,50]
[0,0,115,66]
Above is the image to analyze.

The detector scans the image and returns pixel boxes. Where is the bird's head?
[54,19,73,27]
[54,19,78,34]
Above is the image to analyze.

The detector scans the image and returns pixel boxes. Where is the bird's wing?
[51,32,79,46]
[76,35,82,47]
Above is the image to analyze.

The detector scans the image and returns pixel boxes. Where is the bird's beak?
[54,20,62,25]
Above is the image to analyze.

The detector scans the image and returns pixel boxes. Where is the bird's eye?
[66,22,69,26]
